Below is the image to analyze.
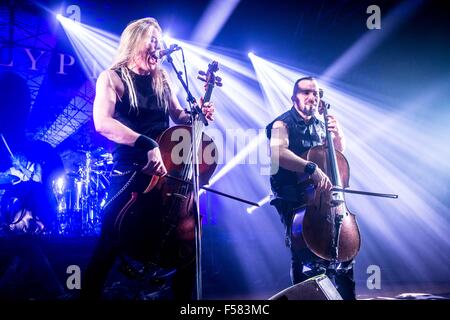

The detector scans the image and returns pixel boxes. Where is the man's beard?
[301,103,317,116]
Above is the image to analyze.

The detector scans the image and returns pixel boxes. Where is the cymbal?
[0,173,20,185]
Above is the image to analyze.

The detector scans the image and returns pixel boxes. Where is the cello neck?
[203,79,214,104]
[322,101,343,188]
[192,76,213,130]
[187,61,221,180]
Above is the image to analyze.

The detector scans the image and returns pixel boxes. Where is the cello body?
[113,126,217,268]
[300,146,361,262]
[291,102,361,263]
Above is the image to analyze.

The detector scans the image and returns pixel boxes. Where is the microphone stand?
[164,51,207,300]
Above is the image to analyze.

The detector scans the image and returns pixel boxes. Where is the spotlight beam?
[191,0,241,47]
[322,0,424,80]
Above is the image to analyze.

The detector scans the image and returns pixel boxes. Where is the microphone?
[152,44,181,59]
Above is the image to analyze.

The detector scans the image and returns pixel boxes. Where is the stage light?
[45,18,120,145]
[163,33,172,44]
[248,51,254,58]
[53,176,65,195]
[56,13,62,21]
[57,16,119,79]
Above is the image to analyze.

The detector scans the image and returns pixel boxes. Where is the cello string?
[173,117,204,202]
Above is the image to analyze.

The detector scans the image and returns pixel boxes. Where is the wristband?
[304,162,317,175]
[135,135,159,151]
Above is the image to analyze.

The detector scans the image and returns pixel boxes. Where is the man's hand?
[310,166,332,192]
[318,102,346,152]
[200,98,215,121]
[141,147,167,176]
[325,115,343,139]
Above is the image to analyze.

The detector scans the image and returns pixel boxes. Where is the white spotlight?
[248,51,255,58]
[163,33,172,44]
[56,13,63,21]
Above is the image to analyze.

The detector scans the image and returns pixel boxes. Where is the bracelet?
[134,135,159,151]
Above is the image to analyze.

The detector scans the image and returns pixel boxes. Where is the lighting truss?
[36,80,95,147]
[0,4,56,113]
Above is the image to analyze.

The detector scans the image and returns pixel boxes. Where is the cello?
[114,61,221,270]
[294,101,361,263]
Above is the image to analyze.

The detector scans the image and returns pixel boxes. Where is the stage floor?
[0,235,448,300]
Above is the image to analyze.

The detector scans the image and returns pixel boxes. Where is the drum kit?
[52,147,113,236]
[1,147,113,236]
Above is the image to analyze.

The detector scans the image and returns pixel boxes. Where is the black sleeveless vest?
[112,68,170,165]
[266,106,326,197]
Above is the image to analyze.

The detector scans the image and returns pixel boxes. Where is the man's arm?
[93,70,140,145]
[93,70,166,176]
[270,120,310,172]
[270,120,332,191]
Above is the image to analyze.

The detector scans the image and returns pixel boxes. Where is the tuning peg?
[198,71,206,76]
[197,76,206,82]
[215,82,223,87]
[215,76,222,82]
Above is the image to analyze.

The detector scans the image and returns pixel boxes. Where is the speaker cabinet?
[269,274,342,300]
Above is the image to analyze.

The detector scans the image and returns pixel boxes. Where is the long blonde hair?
[111,17,170,111]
